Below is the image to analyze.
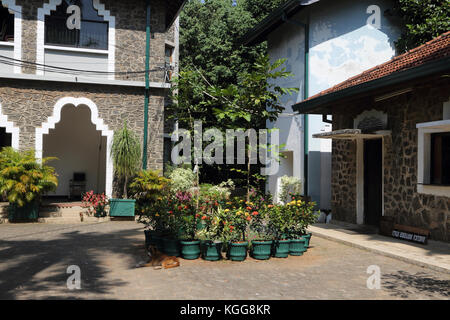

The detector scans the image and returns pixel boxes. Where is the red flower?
[229,226,234,231]
[246,206,252,211]
[178,206,182,210]
[202,215,207,220]
[168,210,173,214]
[184,205,189,209]
[252,211,259,216]
[246,216,252,221]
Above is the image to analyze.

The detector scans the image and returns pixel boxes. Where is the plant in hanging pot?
[249,205,272,260]
[110,121,141,217]
[0,148,58,221]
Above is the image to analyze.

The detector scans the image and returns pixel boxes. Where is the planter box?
[180,240,201,260]
[272,239,290,258]
[109,198,136,217]
[8,201,39,221]
[228,241,248,261]
[201,240,223,261]
[289,238,307,256]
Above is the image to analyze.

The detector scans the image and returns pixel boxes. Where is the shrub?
[82,191,108,217]
[278,175,302,204]
[169,167,196,193]
[0,147,58,207]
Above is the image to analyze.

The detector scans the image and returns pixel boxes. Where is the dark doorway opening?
[0,127,12,150]
[364,138,382,226]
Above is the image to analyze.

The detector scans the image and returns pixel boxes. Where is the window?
[45,0,108,50]
[431,132,450,185]
[0,6,14,42]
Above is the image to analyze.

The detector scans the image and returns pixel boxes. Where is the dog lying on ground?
[135,245,180,269]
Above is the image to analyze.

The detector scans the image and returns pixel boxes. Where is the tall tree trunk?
[124,175,128,199]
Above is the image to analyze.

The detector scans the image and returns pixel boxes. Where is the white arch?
[1,0,22,74]
[0,101,20,149]
[35,97,113,197]
[36,0,115,79]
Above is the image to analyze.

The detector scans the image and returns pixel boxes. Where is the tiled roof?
[304,31,450,102]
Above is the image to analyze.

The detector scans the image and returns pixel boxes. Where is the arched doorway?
[43,104,107,198]
[36,97,113,198]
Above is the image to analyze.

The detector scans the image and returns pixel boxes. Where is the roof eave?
[165,0,187,30]
[240,0,318,46]
[292,57,450,115]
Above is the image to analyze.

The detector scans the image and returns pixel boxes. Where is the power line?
[0,54,171,77]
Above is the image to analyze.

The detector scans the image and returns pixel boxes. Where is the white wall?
[43,104,107,196]
[265,0,400,209]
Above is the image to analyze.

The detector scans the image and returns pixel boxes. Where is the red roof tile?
[305,31,450,102]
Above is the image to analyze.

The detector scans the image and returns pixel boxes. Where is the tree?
[393,0,450,53]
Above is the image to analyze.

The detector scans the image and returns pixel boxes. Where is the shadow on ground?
[0,224,144,299]
[382,270,450,299]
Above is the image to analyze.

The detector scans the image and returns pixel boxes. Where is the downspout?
[142,0,151,169]
[303,15,309,197]
[281,11,310,196]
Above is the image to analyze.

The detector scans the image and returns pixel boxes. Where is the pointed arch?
[35,97,113,197]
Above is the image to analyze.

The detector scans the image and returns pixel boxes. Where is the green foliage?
[393,0,450,53]
[279,175,302,204]
[130,170,170,203]
[0,147,58,207]
[111,121,141,198]
[168,167,196,193]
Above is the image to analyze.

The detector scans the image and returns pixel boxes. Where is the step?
[37,216,110,224]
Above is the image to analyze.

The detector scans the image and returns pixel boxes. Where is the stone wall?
[12,0,175,82]
[331,80,450,242]
[0,79,165,189]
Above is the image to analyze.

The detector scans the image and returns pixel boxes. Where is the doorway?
[363,139,382,226]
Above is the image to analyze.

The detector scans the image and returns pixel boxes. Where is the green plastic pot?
[228,241,248,261]
[201,240,223,261]
[109,198,136,217]
[162,238,180,257]
[251,240,273,260]
[8,201,39,221]
[180,240,201,260]
[272,239,291,258]
[303,233,312,249]
[289,238,307,256]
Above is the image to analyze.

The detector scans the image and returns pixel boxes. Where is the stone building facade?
[0,0,185,197]
[293,32,450,242]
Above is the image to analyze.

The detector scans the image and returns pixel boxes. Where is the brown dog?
[136,245,180,269]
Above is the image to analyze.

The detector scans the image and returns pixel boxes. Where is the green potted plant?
[249,205,272,260]
[175,191,200,260]
[221,207,250,262]
[288,197,317,254]
[110,121,141,217]
[267,204,292,258]
[131,169,170,246]
[0,147,58,221]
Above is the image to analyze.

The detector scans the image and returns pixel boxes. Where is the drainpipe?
[142,0,151,169]
[303,15,309,197]
[281,12,310,196]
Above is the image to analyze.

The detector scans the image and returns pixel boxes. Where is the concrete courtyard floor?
[0,221,449,300]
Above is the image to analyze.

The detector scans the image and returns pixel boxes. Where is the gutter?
[293,57,450,114]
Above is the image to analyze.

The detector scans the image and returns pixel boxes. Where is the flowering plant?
[82,191,108,217]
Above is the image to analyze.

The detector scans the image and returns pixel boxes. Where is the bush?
[169,167,196,193]
[0,147,58,207]
[278,175,302,204]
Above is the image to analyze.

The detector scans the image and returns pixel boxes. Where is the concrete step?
[37,216,110,224]
[39,206,86,218]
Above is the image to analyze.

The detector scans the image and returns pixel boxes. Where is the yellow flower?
[155,213,160,217]
[224,209,230,212]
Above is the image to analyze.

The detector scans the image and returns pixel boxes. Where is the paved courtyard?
[0,221,449,300]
